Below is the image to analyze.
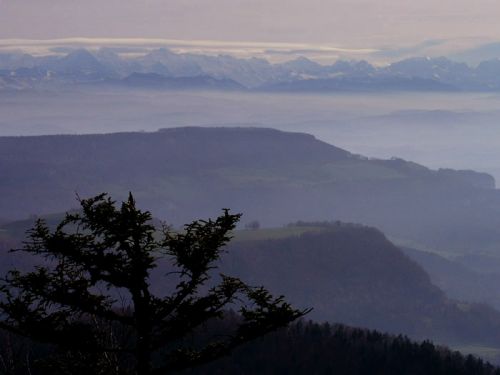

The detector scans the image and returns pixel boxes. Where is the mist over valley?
[2,88,500,182]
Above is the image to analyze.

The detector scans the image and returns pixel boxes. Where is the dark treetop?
[0,193,307,374]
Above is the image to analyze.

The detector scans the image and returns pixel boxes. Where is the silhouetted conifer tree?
[0,193,307,374]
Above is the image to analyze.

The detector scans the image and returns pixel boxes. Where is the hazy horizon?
[2,0,500,64]
[2,1,500,43]
[2,89,500,183]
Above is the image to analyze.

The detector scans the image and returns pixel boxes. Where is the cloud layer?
[0,38,379,63]
[1,0,500,46]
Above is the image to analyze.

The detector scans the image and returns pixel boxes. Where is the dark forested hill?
[221,225,500,349]
[4,217,500,361]
[0,126,499,257]
[184,320,500,375]
[3,213,500,359]
[2,318,499,374]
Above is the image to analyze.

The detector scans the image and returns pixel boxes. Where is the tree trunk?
[136,338,151,375]
[134,287,152,375]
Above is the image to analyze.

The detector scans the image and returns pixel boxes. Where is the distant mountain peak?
[62,49,100,64]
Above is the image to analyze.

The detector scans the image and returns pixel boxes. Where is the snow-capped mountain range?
[2,48,500,92]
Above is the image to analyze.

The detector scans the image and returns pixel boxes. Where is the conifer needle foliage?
[0,193,307,375]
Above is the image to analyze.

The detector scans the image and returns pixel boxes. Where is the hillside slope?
[402,247,500,310]
[223,225,500,347]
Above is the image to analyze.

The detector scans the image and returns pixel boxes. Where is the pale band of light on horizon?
[0,37,495,65]
[1,1,500,47]
[0,37,380,62]
[1,1,500,63]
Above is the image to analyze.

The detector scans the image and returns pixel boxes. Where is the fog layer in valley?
[2,88,500,182]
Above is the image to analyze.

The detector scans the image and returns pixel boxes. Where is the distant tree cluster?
[286,220,362,229]
[244,220,260,230]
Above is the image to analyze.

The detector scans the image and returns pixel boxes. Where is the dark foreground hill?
[0,126,499,258]
[185,319,500,375]
[1,319,498,375]
[3,216,500,355]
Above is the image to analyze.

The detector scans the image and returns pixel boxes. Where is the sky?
[0,0,499,62]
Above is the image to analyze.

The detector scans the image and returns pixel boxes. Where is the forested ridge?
[0,319,498,374]
[184,319,500,375]
[221,225,500,348]
[0,127,498,258]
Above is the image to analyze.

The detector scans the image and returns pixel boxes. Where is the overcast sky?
[0,0,498,60]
